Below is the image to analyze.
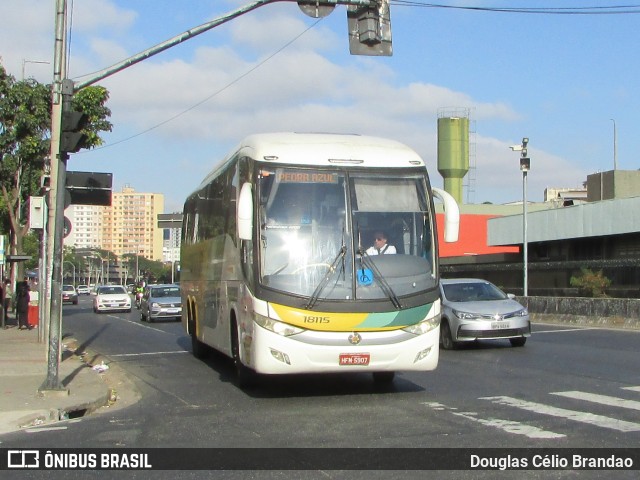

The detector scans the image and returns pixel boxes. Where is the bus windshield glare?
[258,167,435,303]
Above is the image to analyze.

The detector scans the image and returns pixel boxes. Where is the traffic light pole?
[40,0,68,393]
[41,0,378,394]
[73,0,376,91]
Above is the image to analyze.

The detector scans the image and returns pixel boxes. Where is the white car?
[76,284,90,295]
[93,285,132,313]
[439,278,530,349]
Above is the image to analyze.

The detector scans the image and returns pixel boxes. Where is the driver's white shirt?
[365,244,397,255]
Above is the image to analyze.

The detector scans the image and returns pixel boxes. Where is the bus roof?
[196,133,426,190]
[238,132,425,168]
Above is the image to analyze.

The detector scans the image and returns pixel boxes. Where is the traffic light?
[520,137,530,172]
[60,108,89,154]
[347,0,392,56]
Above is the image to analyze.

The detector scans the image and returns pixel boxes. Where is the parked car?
[62,284,78,305]
[76,284,90,295]
[140,284,182,322]
[93,285,132,314]
[439,278,530,349]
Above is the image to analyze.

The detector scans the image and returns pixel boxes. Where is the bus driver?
[365,231,396,256]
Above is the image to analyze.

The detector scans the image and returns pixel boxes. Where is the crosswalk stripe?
[550,391,640,411]
[451,411,565,439]
[480,396,640,432]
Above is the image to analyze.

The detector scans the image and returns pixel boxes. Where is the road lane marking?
[451,412,565,439]
[623,386,640,392]
[551,391,640,411]
[108,350,189,358]
[480,396,640,432]
[422,402,564,439]
[533,328,592,334]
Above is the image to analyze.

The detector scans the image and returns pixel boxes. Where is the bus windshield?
[258,167,436,304]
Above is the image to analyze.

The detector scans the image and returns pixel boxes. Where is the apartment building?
[64,185,165,262]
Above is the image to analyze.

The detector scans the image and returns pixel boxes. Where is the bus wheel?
[372,372,395,384]
[231,320,256,388]
[190,320,207,359]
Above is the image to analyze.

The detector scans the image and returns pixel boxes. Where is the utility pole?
[39,0,383,395]
[40,0,68,393]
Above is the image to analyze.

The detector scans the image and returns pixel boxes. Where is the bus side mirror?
[238,182,253,241]
[432,187,460,243]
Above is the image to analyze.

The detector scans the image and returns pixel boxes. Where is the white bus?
[181,132,459,386]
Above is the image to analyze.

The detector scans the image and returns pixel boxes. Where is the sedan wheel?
[440,320,458,350]
[510,337,527,347]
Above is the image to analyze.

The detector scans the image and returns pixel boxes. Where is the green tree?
[0,62,112,281]
[570,268,611,298]
[71,84,112,148]
[0,64,50,279]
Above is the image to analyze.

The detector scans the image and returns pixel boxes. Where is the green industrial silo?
[437,116,469,204]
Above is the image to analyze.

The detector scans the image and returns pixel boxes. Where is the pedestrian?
[3,278,12,328]
[15,277,30,330]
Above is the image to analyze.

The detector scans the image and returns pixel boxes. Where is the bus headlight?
[402,315,440,336]
[255,313,305,337]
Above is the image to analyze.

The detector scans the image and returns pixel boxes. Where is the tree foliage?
[72,85,112,148]
[570,268,611,298]
[0,61,113,282]
[0,64,51,275]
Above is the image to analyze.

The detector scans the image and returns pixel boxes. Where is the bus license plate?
[339,353,370,366]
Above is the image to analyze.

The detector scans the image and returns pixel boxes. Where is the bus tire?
[231,320,256,388]
[190,319,207,359]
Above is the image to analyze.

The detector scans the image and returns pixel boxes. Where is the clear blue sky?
[3,1,639,211]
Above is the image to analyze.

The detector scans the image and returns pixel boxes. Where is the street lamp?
[63,261,76,286]
[89,253,106,284]
[510,137,530,296]
[21,59,50,80]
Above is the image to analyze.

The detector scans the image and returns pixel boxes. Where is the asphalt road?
[2,294,639,479]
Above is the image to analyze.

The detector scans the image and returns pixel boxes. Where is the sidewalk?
[0,315,113,435]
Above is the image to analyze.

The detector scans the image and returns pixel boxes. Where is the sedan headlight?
[254,313,304,337]
[402,316,440,335]
[514,308,528,317]
[452,309,481,320]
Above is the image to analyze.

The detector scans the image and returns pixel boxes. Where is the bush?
[570,268,611,298]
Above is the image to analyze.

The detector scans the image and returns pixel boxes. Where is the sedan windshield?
[442,282,508,302]
[98,286,126,295]
[152,287,180,297]
[258,167,436,306]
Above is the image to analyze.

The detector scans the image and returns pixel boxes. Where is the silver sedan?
[439,278,530,349]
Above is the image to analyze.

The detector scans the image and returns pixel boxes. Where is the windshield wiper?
[304,245,346,310]
[360,248,402,310]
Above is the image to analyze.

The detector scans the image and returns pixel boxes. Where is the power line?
[391,2,640,14]
[76,18,323,152]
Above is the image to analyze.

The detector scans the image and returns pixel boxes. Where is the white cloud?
[70,0,137,33]
[4,1,594,208]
